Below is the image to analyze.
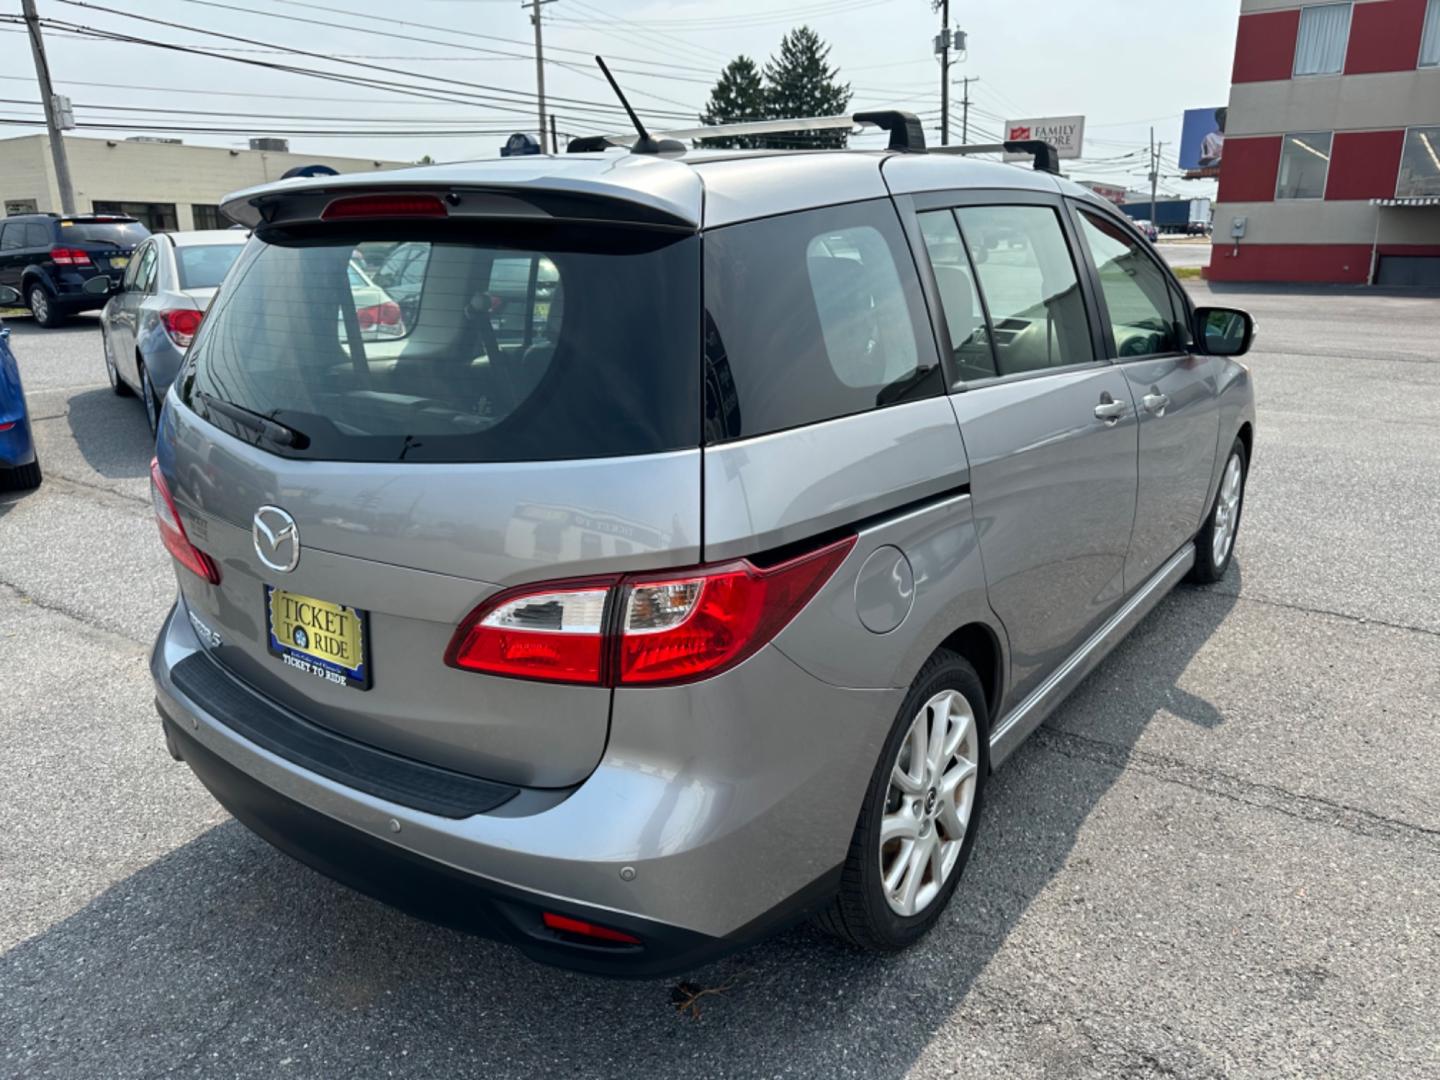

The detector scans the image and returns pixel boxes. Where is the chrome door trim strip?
[989,542,1196,766]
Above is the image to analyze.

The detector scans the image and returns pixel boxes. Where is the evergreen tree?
[762,27,851,149]
[698,56,768,149]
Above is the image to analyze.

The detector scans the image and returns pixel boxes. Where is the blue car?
[0,285,41,491]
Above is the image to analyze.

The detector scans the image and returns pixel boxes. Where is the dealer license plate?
[109,255,129,269]
[265,586,370,690]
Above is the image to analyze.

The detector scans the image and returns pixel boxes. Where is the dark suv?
[0,213,150,327]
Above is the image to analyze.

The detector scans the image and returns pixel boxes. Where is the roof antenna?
[595,55,685,155]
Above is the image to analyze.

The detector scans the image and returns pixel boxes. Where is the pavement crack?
[1034,727,1440,852]
[0,580,148,650]
[1194,587,1440,641]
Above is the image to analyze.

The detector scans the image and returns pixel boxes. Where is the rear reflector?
[445,536,855,687]
[542,912,641,946]
[150,458,220,585]
[320,194,448,221]
[161,309,204,348]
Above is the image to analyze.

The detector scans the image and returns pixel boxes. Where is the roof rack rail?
[566,109,927,154]
[931,140,1062,175]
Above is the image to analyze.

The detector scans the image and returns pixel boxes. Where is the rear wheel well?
[1236,422,1253,463]
[937,622,1001,723]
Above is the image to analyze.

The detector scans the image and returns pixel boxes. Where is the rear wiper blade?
[195,391,310,449]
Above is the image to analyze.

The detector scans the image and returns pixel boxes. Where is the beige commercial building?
[0,134,411,232]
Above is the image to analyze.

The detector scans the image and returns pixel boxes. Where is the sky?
[0,0,1239,197]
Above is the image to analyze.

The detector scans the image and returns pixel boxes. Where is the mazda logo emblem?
[253,505,300,573]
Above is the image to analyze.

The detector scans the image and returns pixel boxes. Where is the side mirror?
[1194,306,1255,357]
[0,285,20,307]
[82,276,114,297]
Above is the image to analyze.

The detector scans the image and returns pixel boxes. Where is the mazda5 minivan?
[150,129,1255,976]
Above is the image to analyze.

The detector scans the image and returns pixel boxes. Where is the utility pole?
[938,0,950,146]
[549,114,559,155]
[958,76,976,143]
[21,0,75,214]
[1149,126,1159,228]
[526,0,557,150]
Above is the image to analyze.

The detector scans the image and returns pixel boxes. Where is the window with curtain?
[1421,0,1440,67]
[1294,2,1352,75]
[1396,127,1440,198]
[1276,132,1333,199]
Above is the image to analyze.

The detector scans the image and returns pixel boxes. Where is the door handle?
[1142,392,1170,415]
[1094,398,1128,424]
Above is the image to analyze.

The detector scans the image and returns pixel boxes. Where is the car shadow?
[63,385,153,481]
[0,564,1242,1078]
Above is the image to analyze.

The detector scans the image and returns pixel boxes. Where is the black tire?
[28,284,62,329]
[1188,436,1248,584]
[103,329,133,397]
[141,361,159,435]
[0,456,41,491]
[816,648,989,952]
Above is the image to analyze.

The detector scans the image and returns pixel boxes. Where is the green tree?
[415,154,435,165]
[762,27,851,149]
[698,55,768,149]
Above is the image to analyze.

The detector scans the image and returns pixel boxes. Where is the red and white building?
[1208,0,1440,284]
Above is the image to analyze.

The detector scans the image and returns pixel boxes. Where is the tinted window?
[917,210,997,381]
[1276,132,1332,199]
[955,205,1093,375]
[137,244,159,293]
[183,225,699,464]
[24,223,52,248]
[0,225,21,252]
[1076,210,1181,357]
[176,244,244,290]
[703,199,939,442]
[61,221,149,245]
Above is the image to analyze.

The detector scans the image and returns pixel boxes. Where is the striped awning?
[1370,197,1440,207]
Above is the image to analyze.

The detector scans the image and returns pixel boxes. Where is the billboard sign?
[1180,106,1226,171]
[1003,116,1085,160]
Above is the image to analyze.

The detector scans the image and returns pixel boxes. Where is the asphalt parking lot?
[3,283,1438,1079]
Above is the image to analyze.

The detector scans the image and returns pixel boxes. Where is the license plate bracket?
[265,585,371,690]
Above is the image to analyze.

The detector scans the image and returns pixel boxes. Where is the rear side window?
[176,244,243,290]
[61,221,149,245]
[703,199,939,443]
[183,225,700,464]
[24,223,51,248]
[0,225,21,252]
[916,210,997,381]
[953,205,1093,376]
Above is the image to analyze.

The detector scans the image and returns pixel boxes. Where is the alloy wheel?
[1212,452,1243,566]
[29,288,48,324]
[880,689,979,917]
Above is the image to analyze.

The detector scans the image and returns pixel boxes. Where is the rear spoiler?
[219,168,703,232]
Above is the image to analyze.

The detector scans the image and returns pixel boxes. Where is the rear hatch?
[158,196,701,788]
[57,218,148,284]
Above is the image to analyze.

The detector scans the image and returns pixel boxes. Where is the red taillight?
[0,421,15,432]
[161,309,204,348]
[355,301,402,332]
[149,457,220,584]
[618,538,855,685]
[541,912,641,946]
[445,536,855,687]
[446,580,614,685]
[50,247,92,266]
[321,194,447,221]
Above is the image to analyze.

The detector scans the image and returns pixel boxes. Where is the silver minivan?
[150,129,1254,976]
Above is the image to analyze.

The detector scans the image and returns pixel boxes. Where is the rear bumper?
[151,601,897,976]
[0,415,35,469]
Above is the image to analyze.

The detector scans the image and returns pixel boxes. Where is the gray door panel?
[950,367,1139,710]
[1120,355,1222,589]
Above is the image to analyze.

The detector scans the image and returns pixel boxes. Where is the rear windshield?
[181,224,699,464]
[176,243,243,290]
[61,221,149,245]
